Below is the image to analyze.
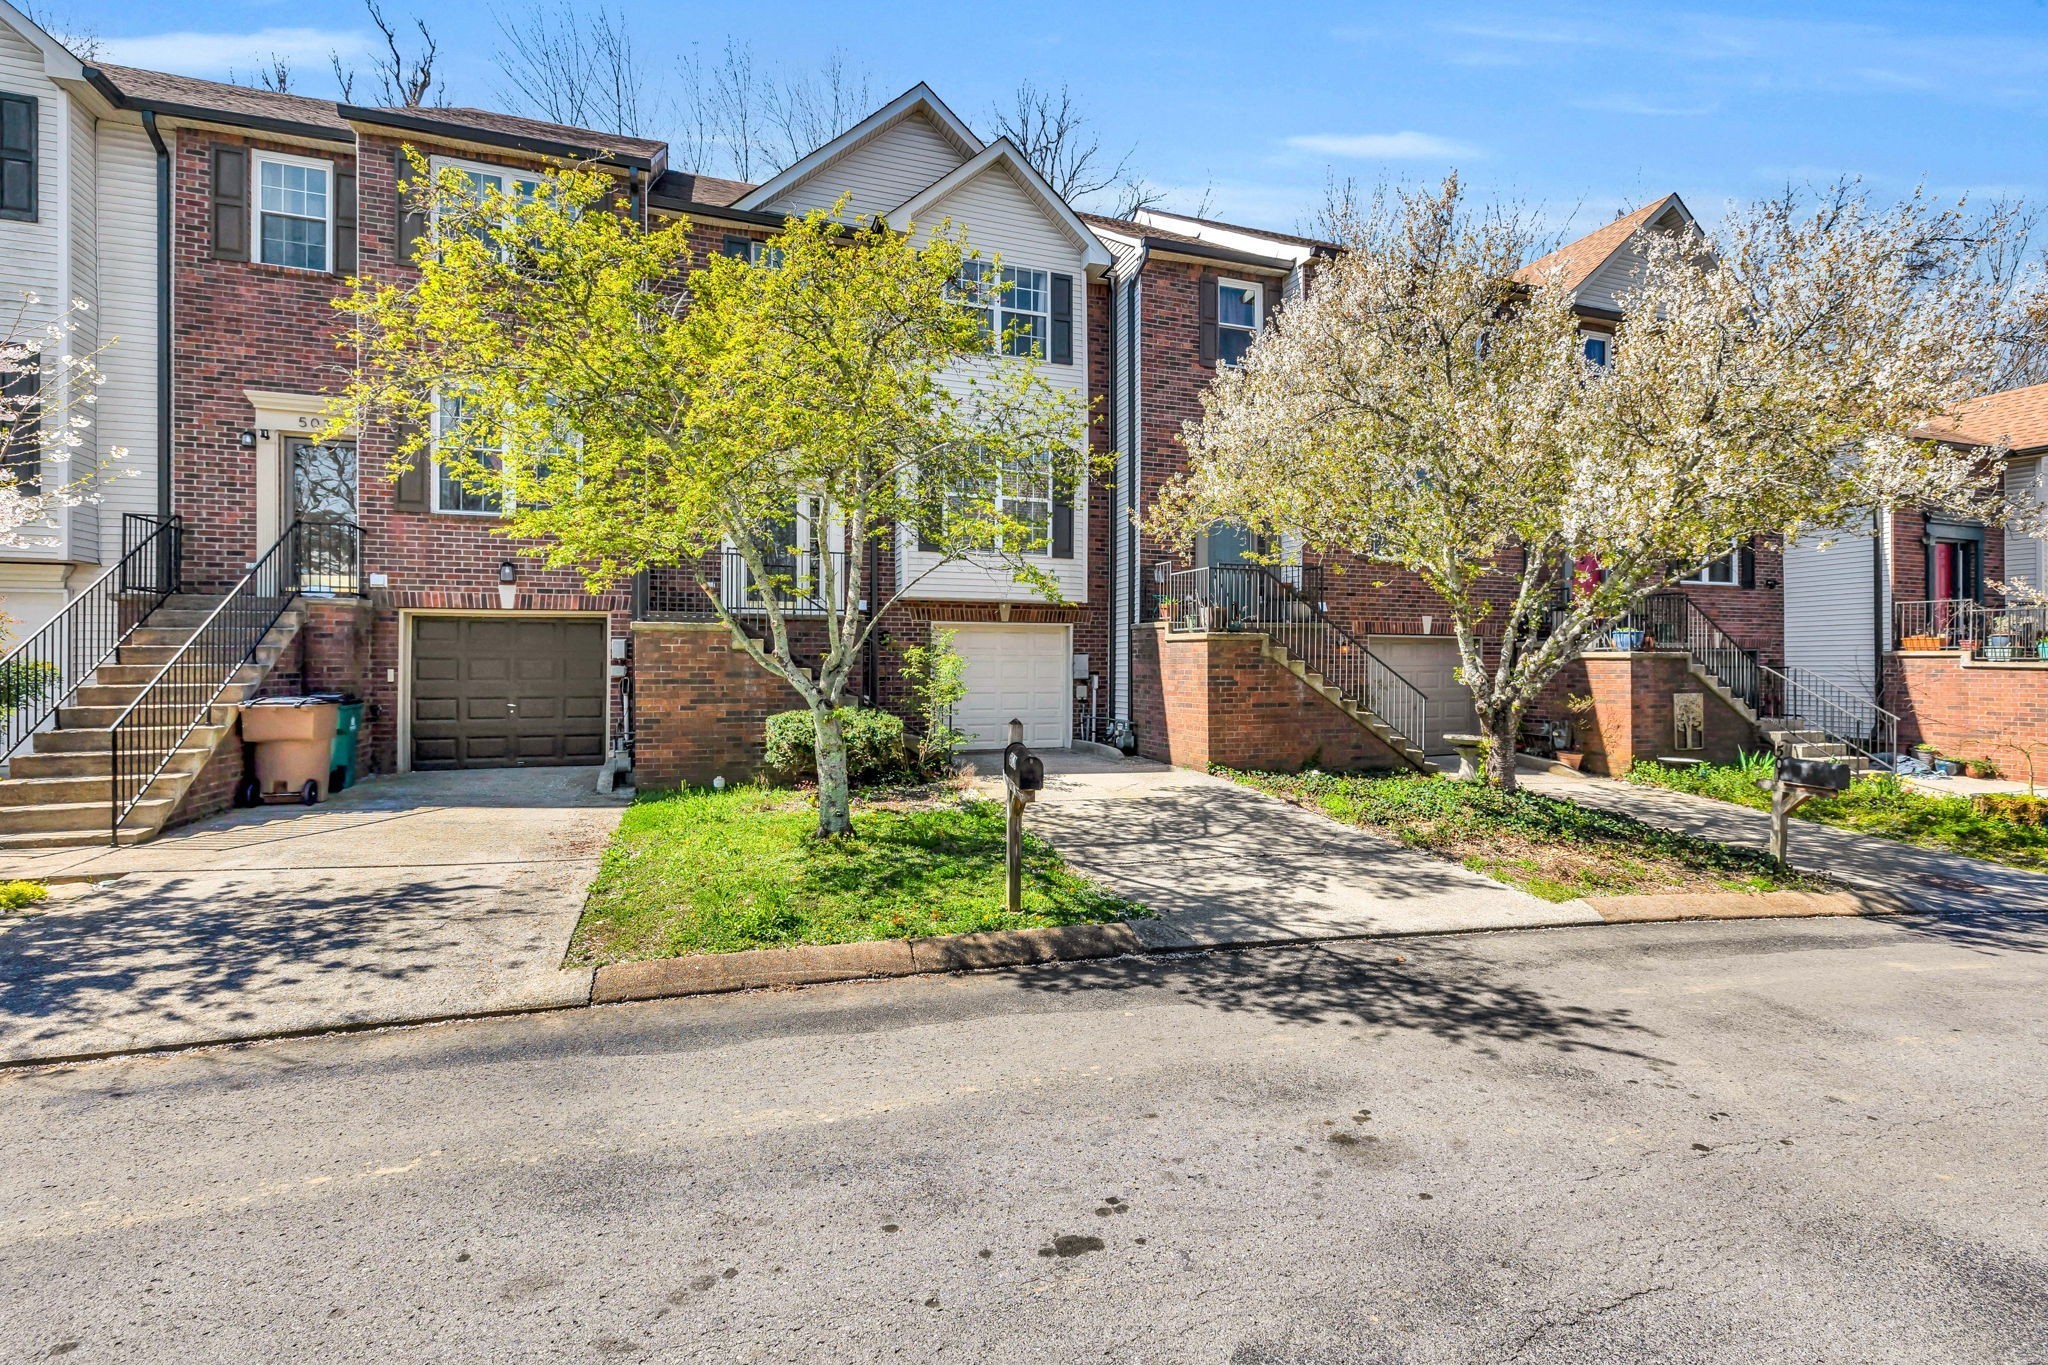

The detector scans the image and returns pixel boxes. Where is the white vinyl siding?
[1783,526,1882,698]
[893,158,1089,604]
[765,109,969,222]
[90,121,161,562]
[2003,458,2045,590]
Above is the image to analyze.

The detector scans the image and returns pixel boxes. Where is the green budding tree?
[334,160,1087,835]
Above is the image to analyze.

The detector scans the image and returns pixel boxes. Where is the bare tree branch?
[990,80,1137,208]
[364,0,441,108]
[491,0,664,136]
[673,42,874,181]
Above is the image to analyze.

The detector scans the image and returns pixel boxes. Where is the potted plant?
[1556,693,1596,769]
[1610,625,1646,652]
[1902,633,1943,651]
[1158,599,1176,624]
[1987,616,2017,662]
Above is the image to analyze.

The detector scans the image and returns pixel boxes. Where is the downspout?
[142,111,172,526]
[1872,506,1887,708]
[1098,264,1116,734]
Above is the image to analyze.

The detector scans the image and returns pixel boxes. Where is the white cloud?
[1284,131,1481,161]
[98,27,374,76]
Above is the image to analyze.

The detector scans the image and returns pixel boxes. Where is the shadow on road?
[1015,937,1668,1063]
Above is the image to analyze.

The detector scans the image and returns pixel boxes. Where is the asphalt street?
[4,909,2045,1363]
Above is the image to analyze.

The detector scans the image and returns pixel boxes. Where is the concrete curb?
[590,922,1148,1003]
[1576,888,1907,923]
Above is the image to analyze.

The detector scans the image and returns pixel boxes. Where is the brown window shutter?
[1197,270,1218,367]
[0,92,36,222]
[721,234,752,259]
[395,150,426,265]
[391,421,428,512]
[334,168,358,274]
[1050,481,1074,558]
[1049,273,1074,365]
[1738,541,1757,588]
[211,146,249,261]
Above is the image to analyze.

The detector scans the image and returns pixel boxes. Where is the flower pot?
[1610,627,1645,652]
[1988,635,2014,663]
[1555,750,1586,770]
[1902,634,1943,651]
[2036,639,2048,660]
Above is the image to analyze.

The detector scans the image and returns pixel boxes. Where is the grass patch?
[569,783,1143,965]
[1627,758,2048,872]
[1219,766,1822,902]
[0,879,46,912]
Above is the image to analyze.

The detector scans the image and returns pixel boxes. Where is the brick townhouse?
[0,0,1880,847]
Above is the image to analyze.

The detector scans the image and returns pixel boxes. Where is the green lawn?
[1626,758,2048,872]
[1221,766,1824,902]
[569,785,1143,965]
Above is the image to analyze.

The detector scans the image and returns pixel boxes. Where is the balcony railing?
[637,549,853,621]
[1896,598,2048,660]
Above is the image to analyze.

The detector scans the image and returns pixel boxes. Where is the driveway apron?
[978,753,1595,949]
[0,767,621,1064]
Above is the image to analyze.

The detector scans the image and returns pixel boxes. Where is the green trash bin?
[326,696,365,792]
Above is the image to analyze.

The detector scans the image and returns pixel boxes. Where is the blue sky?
[41,0,2048,238]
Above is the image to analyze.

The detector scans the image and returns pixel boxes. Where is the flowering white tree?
[1153,176,2048,788]
[0,291,118,554]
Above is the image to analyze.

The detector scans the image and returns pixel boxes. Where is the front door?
[285,436,359,594]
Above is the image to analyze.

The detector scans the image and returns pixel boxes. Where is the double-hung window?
[1680,546,1743,585]
[1217,279,1260,366]
[949,261,1050,357]
[434,158,544,256]
[433,392,505,515]
[254,152,331,271]
[946,454,1054,555]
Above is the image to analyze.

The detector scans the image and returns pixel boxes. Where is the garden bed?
[1626,759,2048,872]
[568,781,1143,966]
[1220,767,1826,902]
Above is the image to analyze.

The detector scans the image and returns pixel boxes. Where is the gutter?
[142,110,172,524]
[1136,235,1293,274]
[337,105,658,170]
[84,69,350,145]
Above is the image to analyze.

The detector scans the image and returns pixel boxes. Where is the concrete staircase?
[1253,631,1430,772]
[0,594,306,851]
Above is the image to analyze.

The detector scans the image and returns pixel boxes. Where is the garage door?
[949,624,1071,751]
[411,617,607,770]
[1369,636,1478,756]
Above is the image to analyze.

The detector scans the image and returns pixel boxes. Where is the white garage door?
[1369,636,1478,755]
[949,624,1072,751]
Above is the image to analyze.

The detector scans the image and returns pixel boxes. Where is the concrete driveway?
[0,767,623,1065]
[975,752,1596,948]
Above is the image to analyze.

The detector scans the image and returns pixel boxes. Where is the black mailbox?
[1777,757,1851,792]
[1003,741,1045,793]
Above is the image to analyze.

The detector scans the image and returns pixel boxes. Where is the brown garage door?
[411,617,607,770]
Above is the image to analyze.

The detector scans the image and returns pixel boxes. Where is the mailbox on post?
[1762,756,1851,864]
[1001,720,1042,915]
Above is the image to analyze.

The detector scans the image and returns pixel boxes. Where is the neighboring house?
[1782,380,2048,768]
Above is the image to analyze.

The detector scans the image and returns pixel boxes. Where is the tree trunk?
[813,704,853,838]
[1478,704,1521,792]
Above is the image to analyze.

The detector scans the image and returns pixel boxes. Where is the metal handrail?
[1759,663,1900,770]
[0,513,181,763]
[1633,592,1762,712]
[1163,563,1430,757]
[105,519,357,840]
[1894,598,1976,650]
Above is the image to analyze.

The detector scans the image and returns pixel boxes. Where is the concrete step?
[0,795,175,835]
[0,826,153,850]
[59,687,251,729]
[0,770,188,807]
[9,743,212,779]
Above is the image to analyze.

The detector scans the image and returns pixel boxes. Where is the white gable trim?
[887,139,1113,271]
[734,83,982,213]
[0,0,85,78]
[1568,193,1696,286]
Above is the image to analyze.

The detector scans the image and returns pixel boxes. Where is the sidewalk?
[1521,769,2048,916]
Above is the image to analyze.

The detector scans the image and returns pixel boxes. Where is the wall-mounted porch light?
[498,559,518,609]
[237,429,257,449]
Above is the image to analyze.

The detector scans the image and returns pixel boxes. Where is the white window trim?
[1679,545,1743,585]
[430,395,507,517]
[1217,277,1262,365]
[428,154,545,252]
[251,149,335,274]
[952,260,1052,359]
[1581,330,1613,369]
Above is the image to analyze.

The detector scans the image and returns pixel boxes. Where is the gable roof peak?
[734,82,982,213]
[1516,192,1691,292]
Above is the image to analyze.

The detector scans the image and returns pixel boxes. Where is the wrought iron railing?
[296,517,363,596]
[637,549,851,620]
[1637,592,1762,712]
[0,513,181,763]
[1757,663,1901,769]
[1163,562,1429,756]
[1893,598,1974,650]
[106,519,356,841]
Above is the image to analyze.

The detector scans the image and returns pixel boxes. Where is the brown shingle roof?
[1914,382,2048,454]
[1516,194,1679,291]
[649,170,756,208]
[1077,212,1294,272]
[354,105,667,163]
[93,63,351,136]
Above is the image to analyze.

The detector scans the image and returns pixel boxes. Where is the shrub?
[0,659,61,711]
[762,707,907,786]
[0,880,48,912]
[1974,793,2048,826]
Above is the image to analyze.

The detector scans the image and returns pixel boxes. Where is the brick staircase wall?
[631,620,809,788]
[1132,625,1407,774]
[1536,651,1759,775]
